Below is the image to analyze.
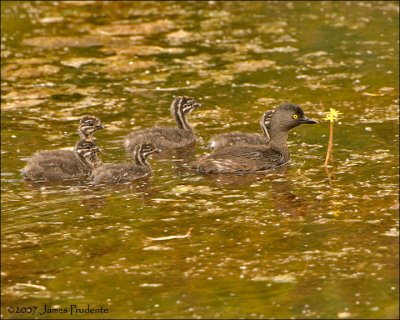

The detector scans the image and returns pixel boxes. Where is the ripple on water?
[3,283,50,299]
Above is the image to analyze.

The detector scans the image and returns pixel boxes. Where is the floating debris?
[263,46,299,53]
[147,228,193,241]
[170,185,213,195]
[139,283,163,288]
[22,35,142,49]
[362,92,385,97]
[251,274,297,283]
[383,228,399,237]
[226,59,276,73]
[39,16,65,24]
[22,35,106,49]
[13,283,46,290]
[91,19,175,36]
[166,29,201,45]
[337,311,352,319]
[100,45,184,56]
[2,64,60,80]
[60,57,100,68]
[143,245,172,251]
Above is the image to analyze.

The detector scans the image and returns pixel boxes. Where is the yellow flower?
[324,108,342,122]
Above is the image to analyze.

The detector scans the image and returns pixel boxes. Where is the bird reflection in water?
[84,178,160,209]
[200,164,308,217]
[23,177,158,210]
[155,147,197,176]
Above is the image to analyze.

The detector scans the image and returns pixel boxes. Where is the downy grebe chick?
[91,143,159,184]
[22,139,102,181]
[208,110,274,150]
[21,115,105,181]
[195,103,317,174]
[124,96,202,153]
[79,115,106,139]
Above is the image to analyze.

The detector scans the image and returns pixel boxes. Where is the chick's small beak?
[96,124,106,130]
[300,117,317,124]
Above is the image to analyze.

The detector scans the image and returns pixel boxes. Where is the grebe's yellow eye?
[293,114,299,119]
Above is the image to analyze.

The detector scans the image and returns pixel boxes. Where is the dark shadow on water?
[23,178,89,190]
[22,176,160,210]
[122,142,197,161]
[85,177,162,209]
[156,146,197,159]
[198,165,308,217]
[153,147,197,175]
[21,159,307,217]
[195,164,291,186]
[271,178,308,217]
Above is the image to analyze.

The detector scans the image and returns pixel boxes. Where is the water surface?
[1,1,399,319]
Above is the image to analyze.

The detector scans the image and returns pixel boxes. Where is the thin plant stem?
[324,121,334,167]
[324,161,336,185]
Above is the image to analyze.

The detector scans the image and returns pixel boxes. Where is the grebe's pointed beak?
[96,124,106,130]
[299,117,317,124]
